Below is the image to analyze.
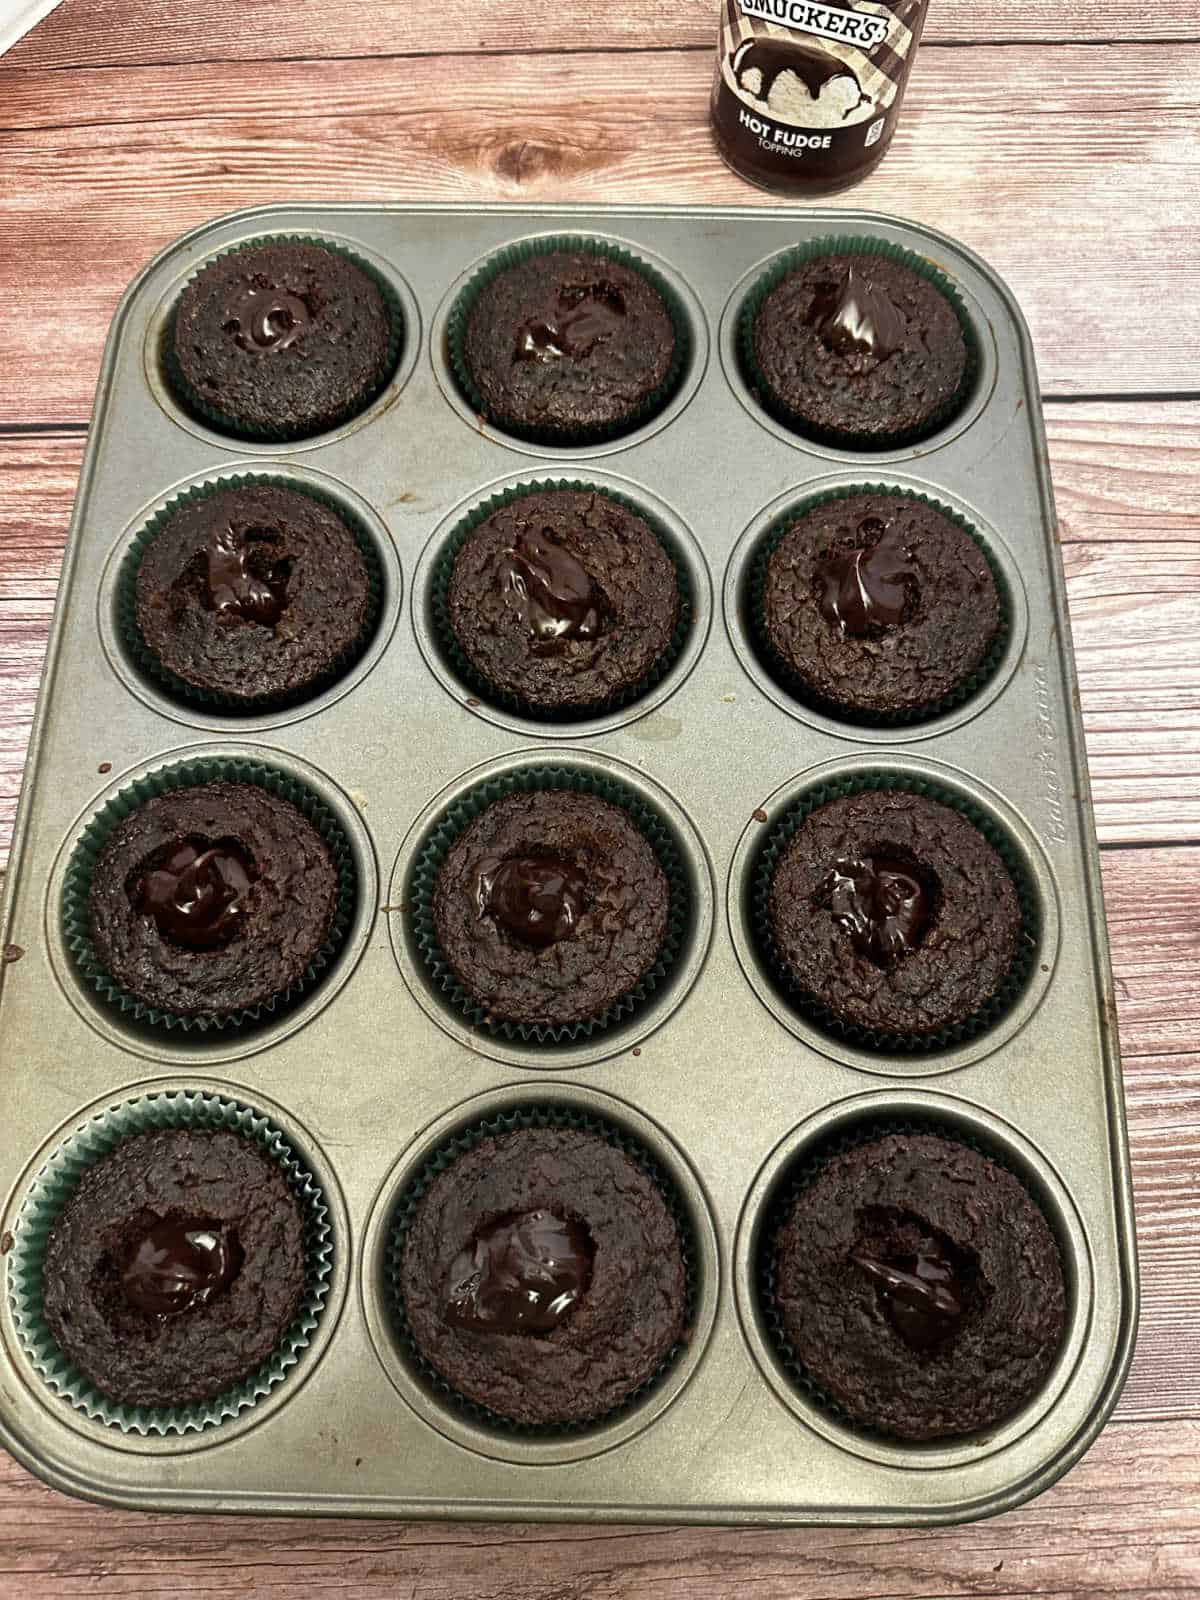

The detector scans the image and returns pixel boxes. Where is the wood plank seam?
[5,37,1199,78]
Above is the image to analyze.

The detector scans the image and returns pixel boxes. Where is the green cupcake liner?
[746,485,1012,728]
[163,233,404,444]
[383,1103,697,1436]
[750,771,1041,1055]
[62,755,358,1034]
[116,472,385,716]
[6,1088,334,1436]
[430,478,694,723]
[757,1113,1062,1442]
[446,235,692,447]
[408,763,691,1045]
[737,235,982,451]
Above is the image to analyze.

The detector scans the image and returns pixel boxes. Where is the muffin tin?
[0,203,1137,1524]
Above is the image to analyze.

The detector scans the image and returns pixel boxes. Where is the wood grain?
[1118,1040,1200,1421]
[1101,850,1200,1060]
[1051,403,1200,544]
[0,1420,1197,1597]
[1,45,1198,423]
[1065,540,1200,844]
[8,0,1199,69]
[0,432,68,853]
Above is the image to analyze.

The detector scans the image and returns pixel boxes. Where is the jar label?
[721,0,922,131]
[736,0,891,52]
[712,0,927,188]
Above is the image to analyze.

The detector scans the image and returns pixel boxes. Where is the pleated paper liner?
[756,1113,1066,1444]
[750,771,1041,1055]
[745,484,1012,729]
[116,472,385,715]
[6,1088,333,1436]
[162,234,404,443]
[382,1103,697,1436]
[429,478,694,722]
[408,763,691,1046]
[445,235,692,446]
[62,754,357,1034]
[737,235,981,451]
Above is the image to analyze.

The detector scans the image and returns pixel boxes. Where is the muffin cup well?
[445,235,692,447]
[407,764,691,1045]
[756,1112,1066,1443]
[750,771,1040,1054]
[162,234,404,443]
[737,236,981,451]
[429,478,694,722]
[745,485,1013,729]
[382,1103,697,1436]
[116,473,385,715]
[6,1088,334,1437]
[62,755,358,1034]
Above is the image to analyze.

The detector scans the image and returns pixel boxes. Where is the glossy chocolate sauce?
[514,279,626,364]
[711,0,931,196]
[734,37,863,103]
[121,1217,241,1317]
[477,854,587,948]
[443,1209,594,1335]
[222,284,310,353]
[137,838,254,949]
[205,523,288,626]
[853,1247,965,1351]
[821,854,931,963]
[817,520,916,637]
[499,528,606,651]
[807,265,906,360]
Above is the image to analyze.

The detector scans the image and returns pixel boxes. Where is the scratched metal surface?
[0,202,1137,1525]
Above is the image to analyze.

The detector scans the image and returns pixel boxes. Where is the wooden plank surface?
[2,45,1199,419]
[1,1421,1198,1598]
[2,0,1198,1590]
[8,0,1199,65]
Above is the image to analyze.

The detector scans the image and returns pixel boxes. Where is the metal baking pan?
[0,202,1137,1524]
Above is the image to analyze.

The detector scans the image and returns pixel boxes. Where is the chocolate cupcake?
[171,241,396,441]
[744,248,973,448]
[85,780,339,1021]
[456,246,682,443]
[430,789,669,1030]
[770,1131,1067,1441]
[754,491,1004,723]
[130,482,374,709]
[40,1128,308,1410]
[442,487,681,717]
[764,788,1021,1043]
[396,1124,689,1427]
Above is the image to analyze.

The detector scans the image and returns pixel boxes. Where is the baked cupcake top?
[133,483,371,706]
[772,1132,1066,1440]
[444,489,680,717]
[431,789,669,1030]
[748,253,970,447]
[766,789,1020,1042]
[41,1128,307,1409]
[757,492,1001,720]
[86,780,338,1020]
[398,1125,688,1427]
[171,241,394,440]
[460,249,678,442]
